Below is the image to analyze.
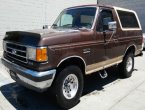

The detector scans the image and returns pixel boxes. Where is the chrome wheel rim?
[126,57,133,72]
[62,74,78,99]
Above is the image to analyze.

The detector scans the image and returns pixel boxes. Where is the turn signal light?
[36,48,48,62]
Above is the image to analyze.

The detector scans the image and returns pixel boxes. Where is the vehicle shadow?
[0,66,122,110]
[83,66,120,95]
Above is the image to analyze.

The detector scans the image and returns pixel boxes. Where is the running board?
[99,70,108,79]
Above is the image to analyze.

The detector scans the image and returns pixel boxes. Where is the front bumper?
[1,58,56,92]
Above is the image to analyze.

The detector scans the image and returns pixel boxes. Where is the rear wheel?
[119,53,134,78]
[53,65,84,109]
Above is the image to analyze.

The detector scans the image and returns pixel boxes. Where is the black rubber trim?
[1,58,53,82]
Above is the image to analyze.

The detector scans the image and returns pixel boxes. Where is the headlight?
[27,47,48,62]
[27,47,36,61]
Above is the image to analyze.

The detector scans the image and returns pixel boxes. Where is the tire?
[53,65,84,109]
[118,53,134,78]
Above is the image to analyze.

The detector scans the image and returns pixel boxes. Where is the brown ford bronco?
[2,4,143,109]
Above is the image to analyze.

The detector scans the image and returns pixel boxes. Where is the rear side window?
[117,10,139,28]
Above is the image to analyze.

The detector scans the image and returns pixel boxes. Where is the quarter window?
[117,10,139,28]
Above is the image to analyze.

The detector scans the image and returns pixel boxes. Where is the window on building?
[117,10,139,28]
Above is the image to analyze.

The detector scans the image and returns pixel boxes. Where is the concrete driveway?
[0,51,145,110]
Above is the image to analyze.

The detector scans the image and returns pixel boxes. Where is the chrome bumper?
[1,57,56,92]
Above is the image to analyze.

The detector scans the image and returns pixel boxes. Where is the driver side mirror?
[108,21,117,31]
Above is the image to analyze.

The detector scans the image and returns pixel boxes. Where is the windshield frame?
[52,6,98,30]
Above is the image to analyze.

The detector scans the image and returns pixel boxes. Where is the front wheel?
[118,53,134,78]
[53,65,84,109]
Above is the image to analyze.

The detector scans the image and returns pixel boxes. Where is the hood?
[27,28,80,37]
[3,28,83,46]
[39,28,83,46]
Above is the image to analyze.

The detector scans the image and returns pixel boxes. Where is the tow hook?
[99,70,108,79]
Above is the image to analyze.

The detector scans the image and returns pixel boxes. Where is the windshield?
[52,7,96,29]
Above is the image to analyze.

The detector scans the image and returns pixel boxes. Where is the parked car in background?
[1,4,143,109]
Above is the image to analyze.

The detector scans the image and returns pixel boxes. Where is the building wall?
[0,0,96,51]
[100,0,145,32]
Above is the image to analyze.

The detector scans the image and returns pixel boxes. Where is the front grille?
[5,42,27,63]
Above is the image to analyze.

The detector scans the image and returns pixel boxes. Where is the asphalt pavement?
[0,51,145,110]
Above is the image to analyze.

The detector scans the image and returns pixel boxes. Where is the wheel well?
[57,57,86,75]
[51,57,85,94]
[124,45,135,57]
